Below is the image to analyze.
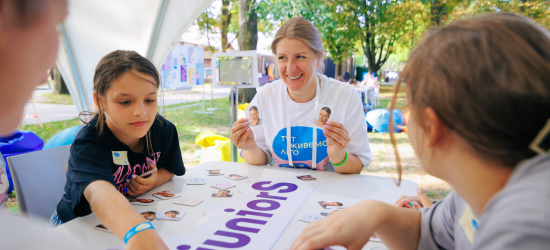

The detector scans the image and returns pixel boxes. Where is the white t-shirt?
[249,73,371,171]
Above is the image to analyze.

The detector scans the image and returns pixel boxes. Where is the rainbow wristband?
[330,150,348,167]
[124,222,155,244]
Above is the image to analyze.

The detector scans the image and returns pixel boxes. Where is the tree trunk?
[237,0,258,103]
[221,0,232,52]
[430,0,446,27]
[53,67,69,95]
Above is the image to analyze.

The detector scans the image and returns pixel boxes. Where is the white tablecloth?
[55,161,418,249]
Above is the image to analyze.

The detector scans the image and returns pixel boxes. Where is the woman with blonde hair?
[291,13,550,250]
[230,17,371,173]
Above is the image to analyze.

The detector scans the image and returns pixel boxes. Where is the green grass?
[22,117,81,142]
[36,93,74,105]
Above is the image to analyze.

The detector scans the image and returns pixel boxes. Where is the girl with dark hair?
[291,13,550,250]
[51,50,185,249]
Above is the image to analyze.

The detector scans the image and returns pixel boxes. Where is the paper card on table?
[187,177,206,185]
[94,224,113,234]
[211,183,236,189]
[152,190,181,200]
[139,211,157,221]
[296,175,317,181]
[318,201,346,209]
[211,189,233,197]
[298,214,322,223]
[320,209,341,217]
[225,174,248,180]
[129,198,159,206]
[173,198,204,206]
[156,210,186,221]
[206,169,223,176]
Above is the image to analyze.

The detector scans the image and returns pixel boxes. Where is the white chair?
[7,145,70,220]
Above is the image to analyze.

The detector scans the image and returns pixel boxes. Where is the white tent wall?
[56,0,215,114]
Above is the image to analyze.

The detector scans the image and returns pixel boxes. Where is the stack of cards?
[225,174,248,180]
[173,198,204,207]
[206,169,223,176]
[187,177,206,185]
[296,175,316,181]
[298,214,322,223]
[318,201,346,209]
[152,190,181,200]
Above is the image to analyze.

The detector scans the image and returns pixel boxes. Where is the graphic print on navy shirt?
[271,126,329,170]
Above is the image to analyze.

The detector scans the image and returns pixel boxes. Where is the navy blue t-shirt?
[56,115,185,223]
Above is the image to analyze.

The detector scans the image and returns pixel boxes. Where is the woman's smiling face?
[276,38,321,93]
[318,110,330,123]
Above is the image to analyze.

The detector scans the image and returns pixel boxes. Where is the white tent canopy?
[56,0,215,113]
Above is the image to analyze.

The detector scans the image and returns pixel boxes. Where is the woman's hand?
[290,200,381,250]
[231,118,258,150]
[126,160,158,197]
[395,188,434,208]
[323,121,350,161]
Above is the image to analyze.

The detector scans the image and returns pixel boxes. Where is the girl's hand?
[323,121,350,160]
[126,229,169,250]
[231,118,258,150]
[290,201,381,250]
[395,188,434,208]
[126,160,158,197]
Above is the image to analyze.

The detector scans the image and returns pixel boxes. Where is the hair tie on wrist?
[124,222,155,244]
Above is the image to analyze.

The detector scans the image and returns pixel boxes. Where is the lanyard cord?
[285,74,321,169]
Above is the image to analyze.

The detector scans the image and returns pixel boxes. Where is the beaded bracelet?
[124,222,155,244]
[330,150,348,167]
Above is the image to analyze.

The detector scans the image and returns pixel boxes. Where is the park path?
[22,86,230,125]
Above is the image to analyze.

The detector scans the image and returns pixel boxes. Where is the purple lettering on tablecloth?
[251,181,298,193]
[177,181,306,249]
[203,231,251,248]
[226,218,267,233]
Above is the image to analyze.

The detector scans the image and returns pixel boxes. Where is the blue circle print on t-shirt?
[272,126,328,164]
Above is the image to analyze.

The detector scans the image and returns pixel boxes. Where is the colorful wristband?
[330,150,348,167]
[124,222,155,244]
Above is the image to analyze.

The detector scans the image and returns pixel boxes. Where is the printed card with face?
[173,198,204,207]
[211,183,236,189]
[129,198,159,206]
[152,190,181,200]
[187,177,206,185]
[212,189,234,197]
[206,169,224,176]
[310,105,333,128]
[225,174,248,180]
[94,224,113,234]
[140,211,157,221]
[318,201,346,209]
[245,106,263,127]
[156,210,186,221]
[298,214,322,223]
[296,175,317,181]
